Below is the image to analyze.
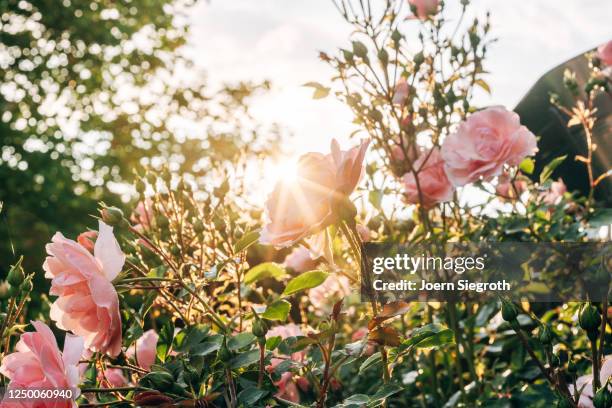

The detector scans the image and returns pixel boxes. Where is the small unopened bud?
[252,319,268,338]
[100,206,125,227]
[501,299,519,322]
[135,179,146,194]
[413,52,425,66]
[7,257,25,287]
[352,41,368,59]
[579,303,601,332]
[193,220,205,234]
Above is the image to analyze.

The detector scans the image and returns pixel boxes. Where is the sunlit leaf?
[244,262,285,285]
[282,270,329,297]
[261,299,291,321]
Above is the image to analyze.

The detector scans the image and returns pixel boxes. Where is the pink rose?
[266,324,309,404]
[570,355,611,408]
[408,0,439,20]
[0,321,83,408]
[261,139,369,247]
[495,173,528,201]
[597,40,612,67]
[441,107,538,186]
[77,231,98,253]
[308,274,351,315]
[266,324,306,372]
[44,221,124,357]
[131,199,153,230]
[402,148,454,207]
[356,224,372,242]
[283,247,317,273]
[99,368,127,389]
[126,329,159,370]
[274,371,300,403]
[392,78,410,105]
[539,178,567,206]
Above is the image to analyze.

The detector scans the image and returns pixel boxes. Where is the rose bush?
[0,1,610,408]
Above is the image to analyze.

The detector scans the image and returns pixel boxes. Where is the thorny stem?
[510,322,575,406]
[340,221,391,384]
[316,328,338,408]
[258,341,265,388]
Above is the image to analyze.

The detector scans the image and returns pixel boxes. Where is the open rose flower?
[283,247,317,273]
[495,172,528,201]
[260,139,369,248]
[402,148,454,207]
[309,274,352,315]
[597,40,612,67]
[570,355,611,408]
[44,221,124,357]
[539,178,567,205]
[441,106,538,186]
[408,0,439,20]
[0,321,83,408]
[126,329,159,370]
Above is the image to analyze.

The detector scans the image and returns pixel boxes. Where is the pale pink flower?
[392,78,410,105]
[570,355,611,408]
[309,274,351,315]
[266,324,308,403]
[0,321,83,408]
[274,371,300,403]
[597,40,612,66]
[356,224,372,242]
[99,368,127,389]
[261,139,369,247]
[441,107,538,186]
[77,231,98,253]
[402,148,454,207]
[131,199,153,230]
[44,221,124,357]
[408,0,439,20]
[539,178,567,205]
[352,327,376,356]
[283,247,317,273]
[495,173,528,201]
[126,329,159,370]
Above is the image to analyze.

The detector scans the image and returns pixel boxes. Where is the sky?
[186,0,611,157]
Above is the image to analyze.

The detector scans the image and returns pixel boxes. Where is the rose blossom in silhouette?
[261,139,369,247]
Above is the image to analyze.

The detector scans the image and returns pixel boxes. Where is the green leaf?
[229,349,260,369]
[519,157,535,175]
[589,208,612,227]
[369,384,403,406]
[401,324,454,350]
[358,353,382,374]
[539,155,566,183]
[266,336,282,350]
[475,79,491,94]
[237,388,269,405]
[282,270,329,297]
[228,332,256,351]
[244,262,285,285]
[233,230,260,253]
[261,299,291,321]
[303,81,330,99]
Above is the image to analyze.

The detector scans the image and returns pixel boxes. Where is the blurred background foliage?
[0,0,281,275]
